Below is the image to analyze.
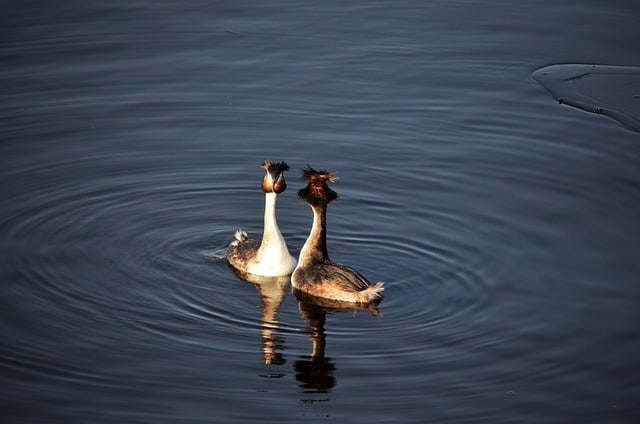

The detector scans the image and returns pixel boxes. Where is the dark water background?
[2,1,639,422]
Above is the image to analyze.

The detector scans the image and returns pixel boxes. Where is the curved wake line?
[533,64,640,133]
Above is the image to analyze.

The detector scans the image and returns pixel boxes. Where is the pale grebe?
[291,166,384,303]
[227,160,297,277]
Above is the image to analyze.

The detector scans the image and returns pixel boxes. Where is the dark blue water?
[2,1,639,422]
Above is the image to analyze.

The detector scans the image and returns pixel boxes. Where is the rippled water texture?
[2,1,640,423]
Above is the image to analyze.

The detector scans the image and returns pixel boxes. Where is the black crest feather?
[261,160,290,174]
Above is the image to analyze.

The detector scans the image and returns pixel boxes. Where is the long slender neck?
[298,203,329,266]
[260,192,285,247]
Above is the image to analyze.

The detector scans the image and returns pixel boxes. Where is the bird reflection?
[293,288,382,395]
[228,264,384,394]
[229,265,289,365]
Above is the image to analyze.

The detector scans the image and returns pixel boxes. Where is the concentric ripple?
[3,1,640,420]
[1,150,259,353]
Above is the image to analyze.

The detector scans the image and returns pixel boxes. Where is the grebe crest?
[292,166,384,304]
[298,166,338,207]
[226,160,297,278]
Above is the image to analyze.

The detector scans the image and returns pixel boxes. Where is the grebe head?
[298,166,338,207]
[261,160,289,194]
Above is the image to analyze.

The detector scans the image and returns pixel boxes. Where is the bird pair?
[227,161,384,304]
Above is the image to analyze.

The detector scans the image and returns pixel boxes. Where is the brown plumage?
[292,166,384,304]
[297,166,338,206]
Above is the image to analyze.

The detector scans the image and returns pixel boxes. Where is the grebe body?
[291,166,384,304]
[227,160,297,277]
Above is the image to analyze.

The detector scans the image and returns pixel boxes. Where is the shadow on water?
[228,263,383,399]
[228,264,290,365]
[294,300,336,397]
[293,289,382,399]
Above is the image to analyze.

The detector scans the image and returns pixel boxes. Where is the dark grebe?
[291,166,384,303]
[227,160,297,277]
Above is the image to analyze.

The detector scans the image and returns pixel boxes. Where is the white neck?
[260,192,286,250]
[245,191,296,277]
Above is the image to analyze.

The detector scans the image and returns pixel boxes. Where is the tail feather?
[359,282,384,303]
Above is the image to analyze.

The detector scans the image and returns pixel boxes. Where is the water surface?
[2,1,639,422]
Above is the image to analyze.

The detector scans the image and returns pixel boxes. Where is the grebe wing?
[227,238,260,266]
[317,263,372,292]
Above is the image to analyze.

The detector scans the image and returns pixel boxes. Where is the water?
[533,64,640,132]
[2,1,639,422]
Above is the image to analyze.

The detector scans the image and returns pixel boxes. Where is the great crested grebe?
[291,166,384,303]
[227,160,297,277]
